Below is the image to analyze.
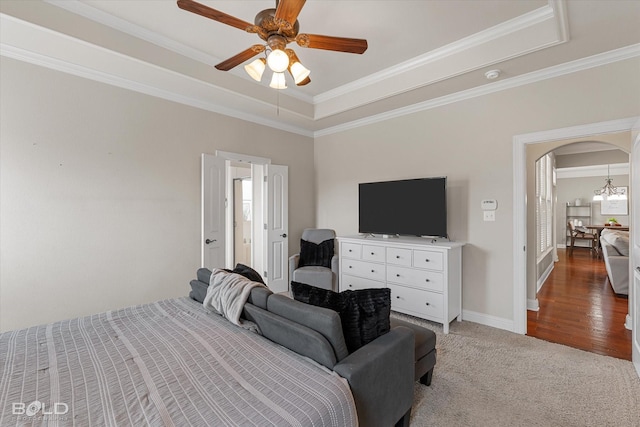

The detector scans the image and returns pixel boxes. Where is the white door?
[631,121,640,377]
[265,164,289,293]
[201,154,226,269]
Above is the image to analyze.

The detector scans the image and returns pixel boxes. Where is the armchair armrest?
[333,326,414,427]
[331,254,339,276]
[289,254,300,283]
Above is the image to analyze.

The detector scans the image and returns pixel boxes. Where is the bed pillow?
[298,239,334,268]
[291,281,391,353]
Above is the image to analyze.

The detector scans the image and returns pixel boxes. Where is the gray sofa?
[599,229,629,295]
[190,268,433,427]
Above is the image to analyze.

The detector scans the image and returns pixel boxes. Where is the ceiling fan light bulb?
[269,72,287,89]
[244,58,266,82]
[267,49,289,72]
[290,61,310,84]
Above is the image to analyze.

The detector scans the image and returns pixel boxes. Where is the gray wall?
[315,57,639,324]
[0,57,315,331]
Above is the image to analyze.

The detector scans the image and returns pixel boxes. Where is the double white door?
[201,154,289,293]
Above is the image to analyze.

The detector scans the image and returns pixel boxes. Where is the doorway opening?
[202,151,289,293]
[232,171,252,267]
[513,117,637,337]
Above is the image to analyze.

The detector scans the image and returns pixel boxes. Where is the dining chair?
[567,222,598,256]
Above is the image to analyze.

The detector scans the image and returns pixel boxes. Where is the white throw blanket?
[203,268,266,327]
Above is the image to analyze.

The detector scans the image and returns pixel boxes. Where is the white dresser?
[338,235,464,333]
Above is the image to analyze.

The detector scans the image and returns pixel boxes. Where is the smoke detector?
[485,69,501,80]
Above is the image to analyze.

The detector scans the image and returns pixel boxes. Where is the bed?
[0,297,357,426]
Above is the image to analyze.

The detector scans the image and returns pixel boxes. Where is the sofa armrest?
[333,326,414,427]
[331,254,339,276]
[604,254,630,294]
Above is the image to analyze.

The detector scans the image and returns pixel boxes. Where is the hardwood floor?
[527,247,631,360]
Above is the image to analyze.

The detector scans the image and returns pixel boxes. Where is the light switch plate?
[484,211,496,221]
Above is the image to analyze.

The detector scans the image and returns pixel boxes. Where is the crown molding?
[316,44,640,137]
[43,0,316,105]
[2,4,638,139]
[313,0,569,119]
[315,1,562,104]
[556,163,629,179]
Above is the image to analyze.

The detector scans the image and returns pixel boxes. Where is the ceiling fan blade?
[296,34,368,54]
[215,45,265,71]
[177,0,252,31]
[275,0,306,26]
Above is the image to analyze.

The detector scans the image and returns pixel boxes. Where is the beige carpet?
[391,313,640,427]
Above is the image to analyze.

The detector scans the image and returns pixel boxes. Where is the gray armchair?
[289,228,339,291]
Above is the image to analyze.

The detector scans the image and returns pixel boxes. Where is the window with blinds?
[536,153,554,256]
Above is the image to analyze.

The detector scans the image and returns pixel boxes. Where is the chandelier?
[593,164,626,201]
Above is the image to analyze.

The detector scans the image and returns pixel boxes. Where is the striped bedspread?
[0,298,357,427]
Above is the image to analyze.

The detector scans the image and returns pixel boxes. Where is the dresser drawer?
[386,247,412,266]
[361,245,386,263]
[386,265,444,292]
[341,242,362,259]
[413,250,444,271]
[341,274,386,291]
[389,284,444,320]
[341,259,385,281]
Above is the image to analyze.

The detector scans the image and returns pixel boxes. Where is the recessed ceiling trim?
[44,0,219,66]
[313,1,568,119]
[314,44,640,137]
[315,2,558,104]
[42,0,317,105]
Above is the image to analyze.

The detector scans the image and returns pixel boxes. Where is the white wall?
[314,58,640,325]
[0,57,315,331]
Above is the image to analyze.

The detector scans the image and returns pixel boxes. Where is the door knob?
[205,239,217,245]
[281,233,287,238]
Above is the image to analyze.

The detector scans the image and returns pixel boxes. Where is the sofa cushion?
[298,239,334,268]
[601,230,629,256]
[291,281,391,353]
[244,303,339,369]
[266,294,349,362]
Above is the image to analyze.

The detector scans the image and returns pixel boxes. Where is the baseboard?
[537,262,554,292]
[462,309,515,333]
[527,299,540,312]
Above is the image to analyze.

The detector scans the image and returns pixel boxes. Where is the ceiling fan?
[176,0,368,88]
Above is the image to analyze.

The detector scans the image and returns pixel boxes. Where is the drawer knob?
[396,255,400,258]
[371,252,375,255]
[425,279,430,282]
[396,274,400,277]
[425,302,430,306]
[371,269,375,273]
[348,249,352,252]
[425,259,430,262]
[396,296,400,299]
[349,284,353,288]
[349,266,353,269]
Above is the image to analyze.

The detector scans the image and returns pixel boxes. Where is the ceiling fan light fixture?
[290,61,310,84]
[244,58,266,81]
[269,72,287,89]
[266,49,289,73]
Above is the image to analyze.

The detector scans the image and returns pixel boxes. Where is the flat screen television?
[359,177,447,238]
